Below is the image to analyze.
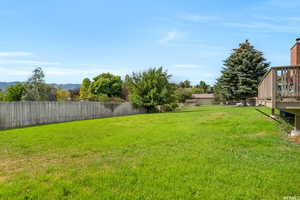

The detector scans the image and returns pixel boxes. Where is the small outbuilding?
[185,93,216,105]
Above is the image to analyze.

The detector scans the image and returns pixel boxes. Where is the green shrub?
[157,103,178,112]
[0,90,6,101]
[175,88,192,103]
[5,83,25,101]
[110,97,126,103]
[88,94,110,102]
[127,67,177,112]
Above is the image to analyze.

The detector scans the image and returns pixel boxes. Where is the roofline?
[258,65,300,88]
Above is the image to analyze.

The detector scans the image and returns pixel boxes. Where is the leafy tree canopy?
[56,89,71,101]
[5,83,25,101]
[79,78,91,100]
[89,73,123,97]
[179,80,191,88]
[195,81,209,93]
[175,88,192,103]
[22,67,57,101]
[127,67,177,112]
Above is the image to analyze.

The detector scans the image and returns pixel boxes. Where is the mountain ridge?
[0,82,81,91]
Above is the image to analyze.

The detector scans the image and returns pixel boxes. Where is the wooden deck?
[258,65,300,110]
[258,65,300,136]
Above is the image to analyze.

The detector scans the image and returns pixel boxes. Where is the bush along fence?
[0,101,145,129]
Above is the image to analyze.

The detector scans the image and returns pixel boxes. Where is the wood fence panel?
[0,101,144,129]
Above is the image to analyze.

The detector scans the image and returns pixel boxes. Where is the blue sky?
[0,0,299,85]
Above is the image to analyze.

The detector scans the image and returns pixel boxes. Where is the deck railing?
[258,65,300,108]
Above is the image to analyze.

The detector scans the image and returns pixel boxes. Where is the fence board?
[0,101,145,129]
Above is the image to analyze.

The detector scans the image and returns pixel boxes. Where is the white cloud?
[202,72,215,78]
[223,22,300,33]
[179,14,221,23]
[79,63,99,67]
[287,17,300,22]
[0,67,30,76]
[173,64,201,69]
[265,0,300,8]
[159,31,184,44]
[44,67,100,76]
[253,15,300,23]
[0,51,33,57]
[0,66,128,82]
[43,67,129,77]
[0,60,61,65]
[177,12,300,34]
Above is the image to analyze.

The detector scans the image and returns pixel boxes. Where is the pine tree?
[216,40,269,102]
[216,60,238,101]
[235,41,269,100]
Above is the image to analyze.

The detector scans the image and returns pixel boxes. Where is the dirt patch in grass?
[206,112,228,119]
[0,151,139,181]
[279,145,292,151]
[229,131,269,138]
[246,131,268,137]
[292,136,300,144]
[0,176,8,183]
[0,153,104,178]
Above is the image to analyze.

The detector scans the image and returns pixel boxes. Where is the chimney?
[291,38,300,65]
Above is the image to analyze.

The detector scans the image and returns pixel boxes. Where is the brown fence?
[0,101,145,129]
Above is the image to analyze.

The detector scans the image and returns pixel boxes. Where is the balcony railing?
[258,65,300,108]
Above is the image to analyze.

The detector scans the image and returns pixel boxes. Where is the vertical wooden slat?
[271,69,277,109]
[0,101,144,130]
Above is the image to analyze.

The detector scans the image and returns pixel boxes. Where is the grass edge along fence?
[0,101,145,129]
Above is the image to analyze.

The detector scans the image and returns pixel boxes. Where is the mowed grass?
[0,106,300,200]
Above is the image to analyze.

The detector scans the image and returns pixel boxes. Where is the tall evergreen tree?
[216,40,269,102]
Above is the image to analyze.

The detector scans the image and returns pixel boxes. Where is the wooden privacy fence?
[0,101,145,129]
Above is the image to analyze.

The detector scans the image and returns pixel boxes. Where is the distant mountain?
[51,83,81,91]
[0,82,81,91]
[0,82,21,91]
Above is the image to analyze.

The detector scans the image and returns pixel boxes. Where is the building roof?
[191,93,214,99]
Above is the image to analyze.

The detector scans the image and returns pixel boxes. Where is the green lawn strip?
[0,106,300,199]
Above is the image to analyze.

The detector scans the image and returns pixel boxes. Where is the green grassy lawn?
[0,106,300,200]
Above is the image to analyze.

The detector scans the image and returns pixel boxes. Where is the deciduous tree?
[127,67,177,112]
[196,81,209,93]
[179,80,191,88]
[89,73,122,97]
[22,67,57,101]
[5,83,25,101]
[79,78,91,100]
[56,89,71,101]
